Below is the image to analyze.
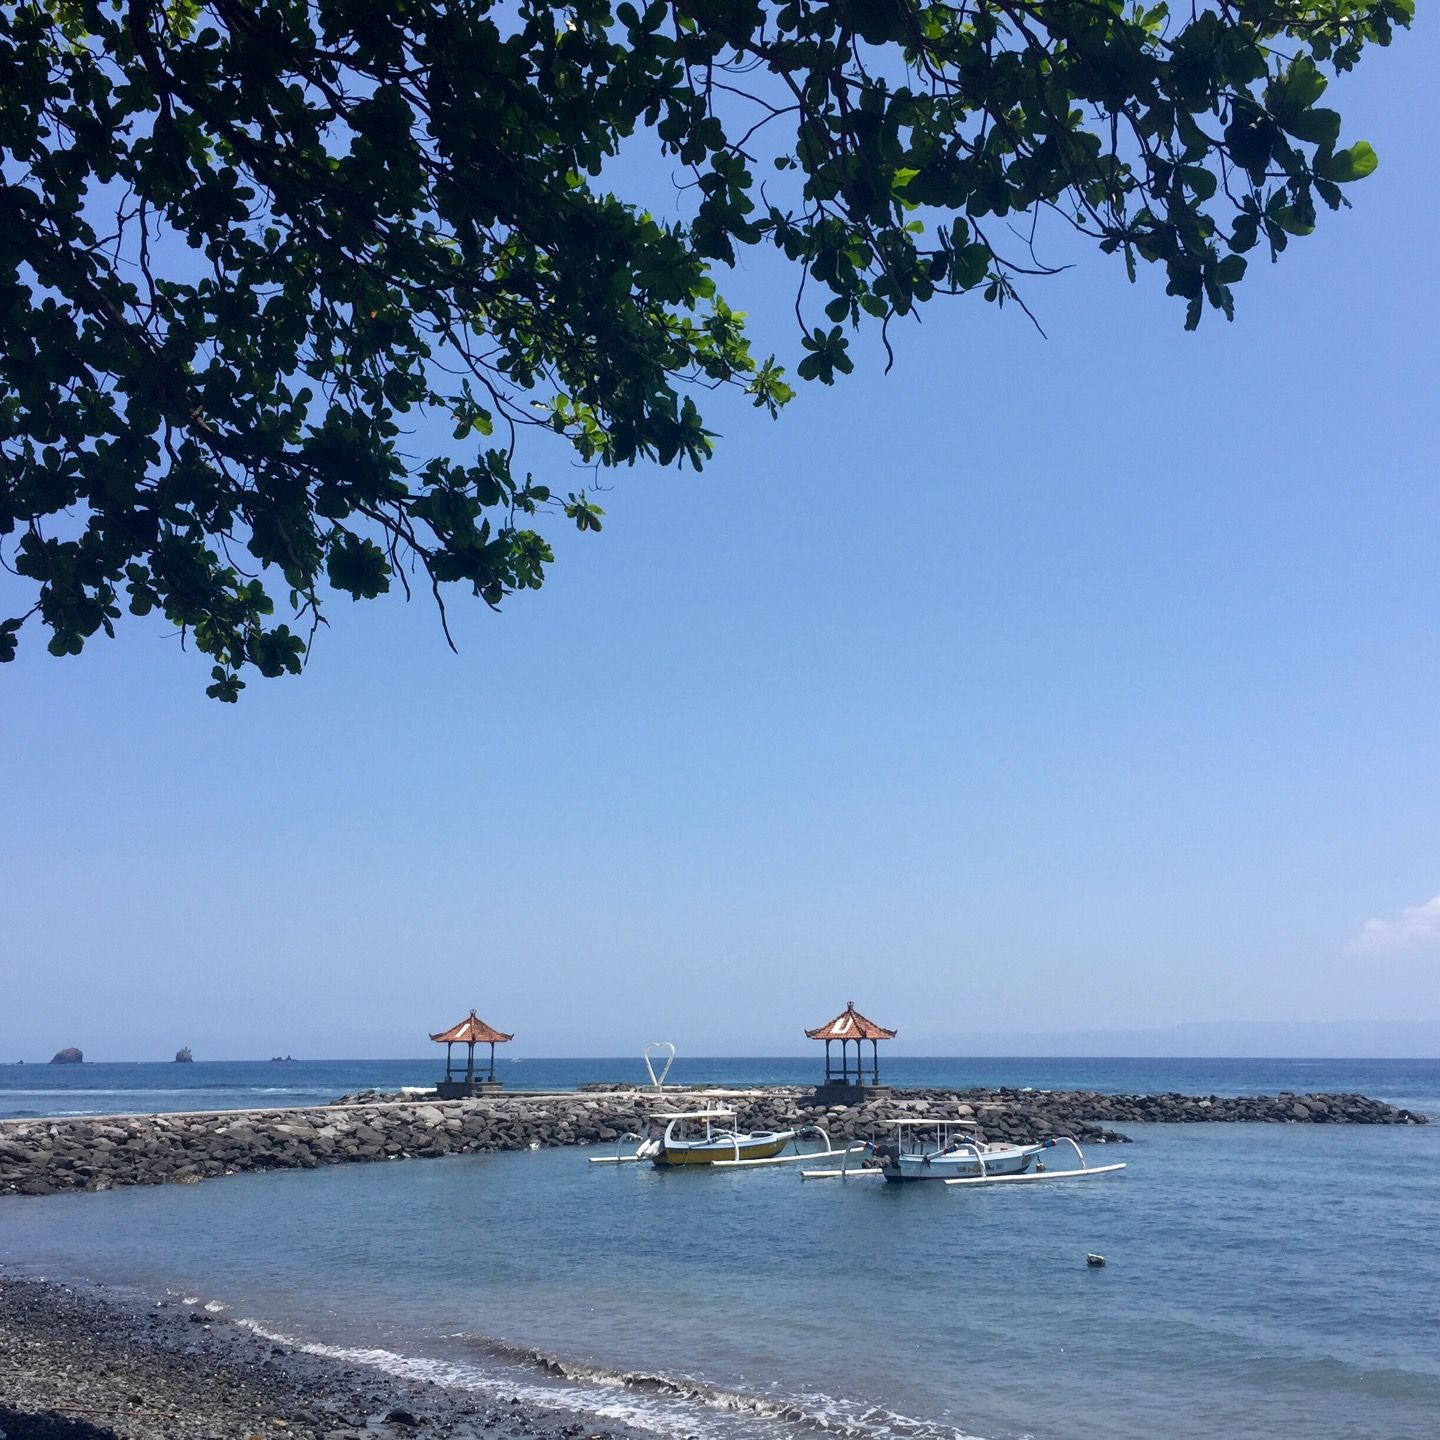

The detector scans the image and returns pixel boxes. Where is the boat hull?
[883,1143,1042,1183]
[654,1131,796,1166]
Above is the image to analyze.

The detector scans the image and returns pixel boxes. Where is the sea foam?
[234,1318,981,1440]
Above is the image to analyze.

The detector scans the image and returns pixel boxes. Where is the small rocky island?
[48,1047,82,1065]
[174,1047,193,1063]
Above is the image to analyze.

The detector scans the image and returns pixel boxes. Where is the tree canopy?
[0,0,1410,696]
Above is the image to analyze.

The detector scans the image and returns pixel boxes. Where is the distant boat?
[174,1047,194,1063]
[270,1055,296,1063]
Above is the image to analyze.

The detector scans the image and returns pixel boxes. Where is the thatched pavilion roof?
[804,1001,896,1042]
[429,1010,513,1045]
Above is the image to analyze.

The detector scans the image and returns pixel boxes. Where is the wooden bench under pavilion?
[431,1009,513,1098]
[806,1000,895,1104]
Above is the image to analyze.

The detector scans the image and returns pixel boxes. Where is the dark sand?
[0,1271,642,1440]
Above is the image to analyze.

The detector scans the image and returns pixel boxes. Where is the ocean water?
[2,1053,1437,1118]
[2,1059,1438,1440]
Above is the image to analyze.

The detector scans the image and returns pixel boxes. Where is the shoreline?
[0,1268,647,1440]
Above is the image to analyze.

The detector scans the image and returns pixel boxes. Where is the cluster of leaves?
[0,0,1409,694]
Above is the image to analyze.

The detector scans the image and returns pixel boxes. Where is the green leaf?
[204,667,244,702]
[951,243,991,289]
[1270,58,1328,123]
[1269,205,1314,237]
[1225,109,1276,176]
[1230,214,1261,253]
[1213,255,1247,285]
[327,536,391,600]
[1317,142,1379,183]
[1285,109,1341,148]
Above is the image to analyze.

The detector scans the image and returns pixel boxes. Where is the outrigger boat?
[880,1118,1048,1183]
[590,1107,865,1170]
[801,1117,1125,1185]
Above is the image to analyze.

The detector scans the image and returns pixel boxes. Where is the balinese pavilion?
[805,1000,895,1104]
[430,1009,513,1098]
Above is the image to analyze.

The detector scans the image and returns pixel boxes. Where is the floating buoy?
[1086,1253,1106,1267]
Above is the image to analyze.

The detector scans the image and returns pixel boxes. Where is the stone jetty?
[0,1086,1425,1198]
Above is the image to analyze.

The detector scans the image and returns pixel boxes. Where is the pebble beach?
[0,1272,639,1440]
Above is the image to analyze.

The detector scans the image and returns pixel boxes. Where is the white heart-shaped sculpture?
[643,1041,676,1091]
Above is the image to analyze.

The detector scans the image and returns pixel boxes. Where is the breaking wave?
[232,1318,980,1440]
[460,1335,982,1440]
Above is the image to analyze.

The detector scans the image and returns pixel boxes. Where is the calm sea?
[2,1053,1438,1118]
[3,1057,1438,1440]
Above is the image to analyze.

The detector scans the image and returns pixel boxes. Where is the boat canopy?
[890,1116,976,1127]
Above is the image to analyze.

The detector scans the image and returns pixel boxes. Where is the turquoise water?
[3,1081,1438,1440]
[3,1054,1437,1117]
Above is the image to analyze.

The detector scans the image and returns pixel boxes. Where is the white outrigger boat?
[590,1107,866,1170]
[802,1117,1125,1186]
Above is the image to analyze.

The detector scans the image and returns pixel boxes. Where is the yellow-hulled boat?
[643,1108,796,1167]
[589,1105,865,1171]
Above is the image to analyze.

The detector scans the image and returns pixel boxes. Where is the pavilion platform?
[812,1081,893,1106]
[435,1078,504,1099]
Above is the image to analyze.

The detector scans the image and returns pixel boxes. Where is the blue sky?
[3,17,1437,1059]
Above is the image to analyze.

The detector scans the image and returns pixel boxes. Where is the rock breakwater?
[0,1086,1423,1198]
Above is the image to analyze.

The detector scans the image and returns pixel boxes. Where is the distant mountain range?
[902,1019,1440,1059]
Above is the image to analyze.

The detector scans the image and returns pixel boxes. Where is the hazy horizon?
[10,1018,1439,1065]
